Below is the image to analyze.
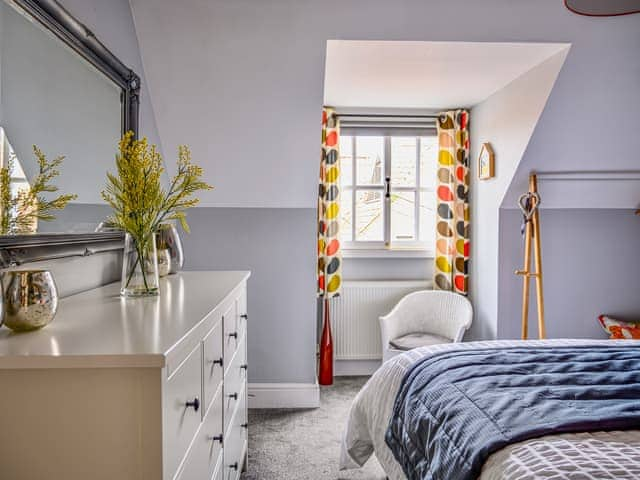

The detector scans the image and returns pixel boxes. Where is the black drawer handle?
[240,314,248,320]
[211,357,223,367]
[229,462,239,471]
[241,423,248,429]
[185,397,200,412]
[240,364,248,371]
[228,392,238,400]
[228,332,238,339]
[210,434,223,444]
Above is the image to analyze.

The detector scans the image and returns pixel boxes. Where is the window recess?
[338,116,438,256]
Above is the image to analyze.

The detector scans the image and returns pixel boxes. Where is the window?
[339,133,437,254]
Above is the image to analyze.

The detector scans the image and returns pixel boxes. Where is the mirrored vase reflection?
[157,247,171,277]
[3,270,58,332]
[121,233,160,297]
[156,224,184,274]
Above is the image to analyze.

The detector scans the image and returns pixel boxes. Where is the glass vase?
[156,223,184,274]
[121,233,160,297]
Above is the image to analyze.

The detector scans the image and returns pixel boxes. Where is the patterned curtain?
[317,107,342,298]
[434,109,470,295]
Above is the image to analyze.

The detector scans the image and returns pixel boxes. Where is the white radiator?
[329,281,431,360]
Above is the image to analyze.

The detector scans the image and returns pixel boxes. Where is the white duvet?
[340,339,640,480]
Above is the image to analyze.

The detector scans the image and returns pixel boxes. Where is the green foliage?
[160,144,213,234]
[102,131,213,243]
[102,132,212,291]
[0,146,78,235]
[0,157,12,235]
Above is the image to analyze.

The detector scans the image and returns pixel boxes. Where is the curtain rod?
[336,113,440,119]
[534,170,640,181]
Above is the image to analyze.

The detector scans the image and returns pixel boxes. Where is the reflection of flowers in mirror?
[0,128,77,235]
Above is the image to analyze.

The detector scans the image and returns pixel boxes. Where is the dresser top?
[0,271,250,369]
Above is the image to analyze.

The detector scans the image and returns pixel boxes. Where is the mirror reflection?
[0,0,123,236]
[1,127,34,234]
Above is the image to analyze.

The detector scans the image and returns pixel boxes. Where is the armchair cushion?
[389,332,451,351]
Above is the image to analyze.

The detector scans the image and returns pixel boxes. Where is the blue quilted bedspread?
[385,345,640,480]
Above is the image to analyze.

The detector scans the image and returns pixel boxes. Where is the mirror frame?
[0,0,140,260]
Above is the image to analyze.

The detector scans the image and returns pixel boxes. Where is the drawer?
[202,318,224,416]
[176,386,224,480]
[223,389,247,480]
[223,339,246,432]
[163,344,203,479]
[222,301,238,371]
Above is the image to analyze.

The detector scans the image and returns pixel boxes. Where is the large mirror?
[0,0,139,247]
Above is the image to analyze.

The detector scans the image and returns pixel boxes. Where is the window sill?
[342,248,434,259]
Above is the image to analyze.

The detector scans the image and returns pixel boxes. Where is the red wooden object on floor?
[318,298,333,385]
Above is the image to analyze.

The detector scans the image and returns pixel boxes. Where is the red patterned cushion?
[598,315,640,339]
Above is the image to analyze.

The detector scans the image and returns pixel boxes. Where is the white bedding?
[340,339,640,480]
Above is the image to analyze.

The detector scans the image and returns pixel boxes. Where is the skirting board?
[334,360,381,376]
[248,382,320,409]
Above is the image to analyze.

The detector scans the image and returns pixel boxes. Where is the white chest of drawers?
[0,271,250,480]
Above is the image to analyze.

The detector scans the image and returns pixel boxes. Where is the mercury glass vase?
[156,223,184,274]
[121,233,160,297]
[3,270,58,331]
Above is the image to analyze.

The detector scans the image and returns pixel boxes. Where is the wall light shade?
[564,0,640,16]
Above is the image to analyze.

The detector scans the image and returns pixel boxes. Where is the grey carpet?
[241,376,387,480]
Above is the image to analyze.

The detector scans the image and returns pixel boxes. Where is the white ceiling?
[324,41,570,109]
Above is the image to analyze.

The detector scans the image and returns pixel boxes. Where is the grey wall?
[468,50,568,341]
[501,15,640,207]
[125,0,640,385]
[498,209,640,339]
[37,204,111,233]
[343,258,431,282]
[130,0,640,210]
[4,0,628,386]
[19,249,122,298]
[179,207,317,384]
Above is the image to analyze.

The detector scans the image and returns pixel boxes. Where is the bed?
[340,339,640,479]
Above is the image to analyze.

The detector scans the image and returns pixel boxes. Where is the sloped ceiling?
[324,41,568,109]
[129,0,640,210]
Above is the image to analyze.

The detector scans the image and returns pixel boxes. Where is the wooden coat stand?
[516,173,546,339]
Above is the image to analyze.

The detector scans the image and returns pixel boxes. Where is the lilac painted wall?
[469,51,569,341]
[130,0,640,209]
[60,0,161,153]
[40,0,640,383]
[498,209,640,339]
[127,0,640,381]
[501,18,640,207]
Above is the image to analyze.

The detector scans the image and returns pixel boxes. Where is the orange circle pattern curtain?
[317,107,342,298]
[434,110,470,295]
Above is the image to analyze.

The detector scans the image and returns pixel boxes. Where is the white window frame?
[340,131,436,258]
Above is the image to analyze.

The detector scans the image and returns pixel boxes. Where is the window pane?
[391,137,416,187]
[339,189,353,242]
[419,191,436,243]
[356,136,384,186]
[339,135,353,186]
[391,191,416,242]
[420,136,438,189]
[355,190,383,241]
